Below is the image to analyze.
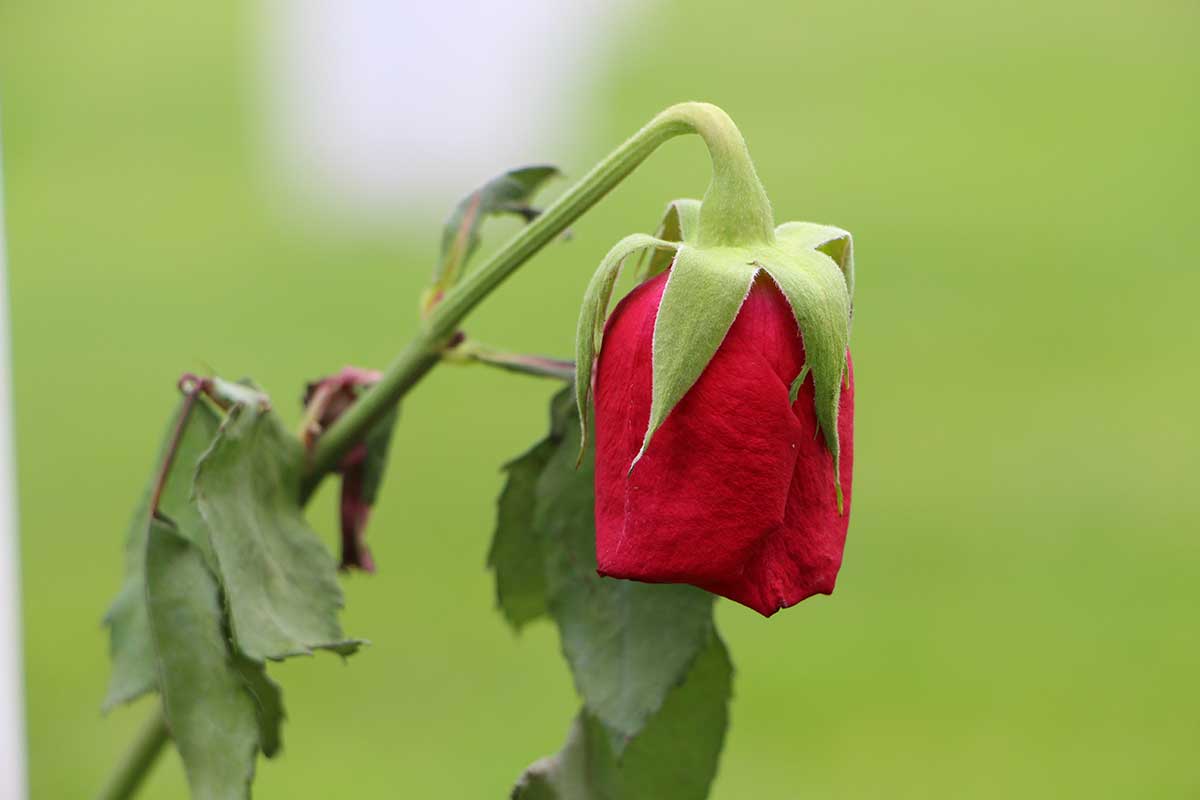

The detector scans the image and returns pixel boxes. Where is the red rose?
[591,269,854,617]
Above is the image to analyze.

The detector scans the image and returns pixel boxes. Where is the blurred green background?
[3,0,1198,797]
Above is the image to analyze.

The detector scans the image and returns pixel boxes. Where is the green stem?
[667,103,775,247]
[303,102,772,492]
[95,708,169,800]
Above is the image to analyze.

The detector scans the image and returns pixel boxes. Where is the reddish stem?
[147,380,204,516]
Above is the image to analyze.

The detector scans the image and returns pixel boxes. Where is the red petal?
[593,272,855,616]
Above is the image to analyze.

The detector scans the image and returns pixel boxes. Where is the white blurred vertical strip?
[258,0,643,229]
[0,109,28,799]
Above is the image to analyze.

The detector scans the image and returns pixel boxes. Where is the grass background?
[2,0,1198,797]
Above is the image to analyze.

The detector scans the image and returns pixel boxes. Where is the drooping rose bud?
[575,189,855,616]
[591,264,853,616]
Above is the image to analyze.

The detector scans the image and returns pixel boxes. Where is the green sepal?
[762,244,851,511]
[637,245,757,466]
[634,198,701,282]
[774,221,855,303]
[574,233,678,460]
[788,363,810,404]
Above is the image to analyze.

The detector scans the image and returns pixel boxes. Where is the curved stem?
[95,708,169,800]
[303,102,773,492]
[658,103,775,247]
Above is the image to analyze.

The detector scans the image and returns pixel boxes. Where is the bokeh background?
[3,0,1198,797]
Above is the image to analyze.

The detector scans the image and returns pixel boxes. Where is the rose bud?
[575,181,855,616]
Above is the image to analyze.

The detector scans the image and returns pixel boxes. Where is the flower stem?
[98,101,768,800]
[101,102,769,800]
[663,103,775,247]
[95,708,169,800]
[303,102,770,493]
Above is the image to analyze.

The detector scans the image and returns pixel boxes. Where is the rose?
[575,195,855,617]
[590,268,854,616]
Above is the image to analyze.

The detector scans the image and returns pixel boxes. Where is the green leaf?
[512,633,733,800]
[102,581,155,712]
[761,246,851,509]
[233,656,285,759]
[575,234,677,458]
[511,715,594,800]
[639,245,757,464]
[500,389,715,746]
[145,516,261,799]
[488,415,558,631]
[635,198,700,282]
[774,221,855,300]
[194,404,360,662]
[432,165,561,297]
[103,397,221,711]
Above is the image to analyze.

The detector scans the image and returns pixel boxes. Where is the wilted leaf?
[145,516,261,799]
[302,368,395,571]
[194,404,359,662]
[512,633,733,800]
[339,405,399,571]
[103,396,221,711]
[492,388,715,746]
[429,165,560,303]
